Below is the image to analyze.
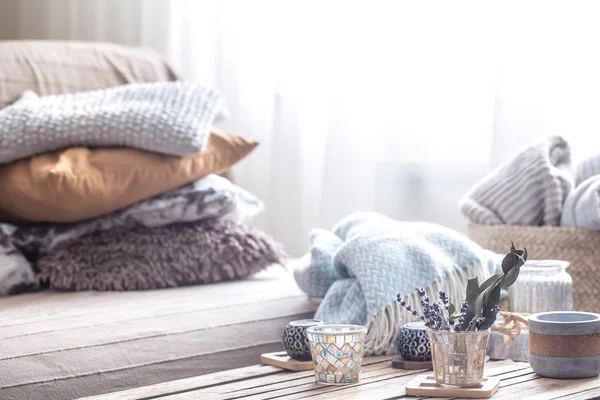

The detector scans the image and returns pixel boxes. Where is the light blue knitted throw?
[293,212,497,355]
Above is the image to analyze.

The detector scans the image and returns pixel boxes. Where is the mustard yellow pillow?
[0,129,257,222]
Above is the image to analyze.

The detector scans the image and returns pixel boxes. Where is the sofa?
[0,41,315,400]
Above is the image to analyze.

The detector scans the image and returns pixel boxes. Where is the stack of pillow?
[0,82,283,295]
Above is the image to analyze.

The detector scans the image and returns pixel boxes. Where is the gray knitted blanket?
[0,82,225,163]
[460,136,573,226]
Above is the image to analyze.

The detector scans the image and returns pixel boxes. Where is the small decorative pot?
[428,329,490,387]
[529,311,600,378]
[396,322,431,361]
[306,324,368,385]
[283,319,324,361]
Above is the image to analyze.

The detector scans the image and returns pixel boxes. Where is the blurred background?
[2,0,600,255]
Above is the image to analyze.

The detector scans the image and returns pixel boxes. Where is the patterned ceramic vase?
[306,324,368,385]
[283,319,324,361]
[396,321,431,361]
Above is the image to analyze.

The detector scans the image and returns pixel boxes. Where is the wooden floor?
[84,356,600,400]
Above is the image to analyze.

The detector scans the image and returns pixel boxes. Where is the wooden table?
[84,356,600,400]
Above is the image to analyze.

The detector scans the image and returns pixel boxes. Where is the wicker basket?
[468,223,600,313]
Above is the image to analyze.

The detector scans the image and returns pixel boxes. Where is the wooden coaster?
[391,355,433,370]
[406,374,500,398]
[260,351,314,371]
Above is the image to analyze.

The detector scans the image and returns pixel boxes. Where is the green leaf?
[473,276,502,317]
[479,286,501,330]
[511,241,516,253]
[448,303,456,315]
[449,312,464,320]
[480,274,503,294]
[500,264,521,288]
[461,278,481,330]
[465,277,480,304]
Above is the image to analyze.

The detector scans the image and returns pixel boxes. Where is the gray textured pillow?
[37,220,284,291]
[0,228,37,295]
[575,154,600,186]
[3,174,263,256]
[0,81,225,163]
[560,175,600,230]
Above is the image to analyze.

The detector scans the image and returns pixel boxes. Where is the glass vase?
[428,329,490,387]
[508,260,573,314]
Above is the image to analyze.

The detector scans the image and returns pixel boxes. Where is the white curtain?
[6,0,600,255]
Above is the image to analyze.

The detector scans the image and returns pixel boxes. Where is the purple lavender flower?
[415,287,426,296]
[460,301,469,313]
[438,291,449,306]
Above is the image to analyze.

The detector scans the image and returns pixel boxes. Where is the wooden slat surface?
[84,357,600,400]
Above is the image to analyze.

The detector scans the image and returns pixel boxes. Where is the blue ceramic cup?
[283,319,324,361]
[396,321,431,361]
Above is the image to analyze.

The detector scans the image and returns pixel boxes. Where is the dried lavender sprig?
[397,294,420,320]
[460,301,469,313]
[439,291,449,307]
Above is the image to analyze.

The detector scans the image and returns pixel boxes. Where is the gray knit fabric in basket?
[0,81,224,163]
[460,136,573,226]
[575,154,600,186]
[561,175,600,230]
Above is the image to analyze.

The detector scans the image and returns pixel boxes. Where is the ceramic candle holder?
[306,324,367,385]
[396,321,431,361]
[529,311,600,378]
[283,319,324,361]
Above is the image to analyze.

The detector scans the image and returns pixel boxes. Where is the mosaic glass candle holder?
[428,329,490,387]
[306,324,368,385]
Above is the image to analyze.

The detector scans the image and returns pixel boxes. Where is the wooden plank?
[219,358,392,398]
[523,377,600,400]
[554,387,600,400]
[292,360,530,400]
[83,357,600,400]
[81,356,391,400]
[228,368,424,400]
[80,365,286,400]
[492,375,600,399]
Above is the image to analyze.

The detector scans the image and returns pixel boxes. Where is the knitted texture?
[561,175,600,230]
[38,219,284,291]
[1,174,263,256]
[460,136,573,226]
[293,212,494,355]
[0,81,224,163]
[575,154,600,186]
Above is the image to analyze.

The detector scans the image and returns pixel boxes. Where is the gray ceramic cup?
[529,311,600,378]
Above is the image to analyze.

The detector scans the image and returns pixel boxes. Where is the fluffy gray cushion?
[560,175,600,230]
[0,229,37,295]
[37,220,284,291]
[575,154,600,186]
[0,81,224,163]
[2,174,262,256]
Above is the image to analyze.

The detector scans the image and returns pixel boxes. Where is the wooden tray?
[260,351,314,371]
[391,355,432,370]
[406,374,500,398]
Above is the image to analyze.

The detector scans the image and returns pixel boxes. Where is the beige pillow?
[0,129,257,222]
[0,40,178,109]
